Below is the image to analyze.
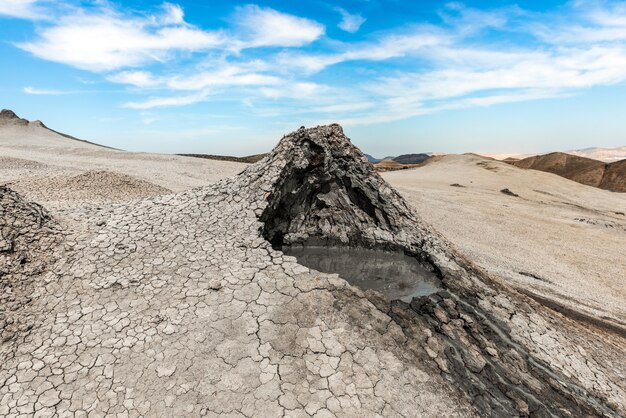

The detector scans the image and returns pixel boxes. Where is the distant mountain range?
[178,153,268,164]
[508,152,626,192]
[365,153,432,165]
[566,146,626,163]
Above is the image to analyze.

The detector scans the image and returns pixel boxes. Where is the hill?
[0,109,116,149]
[0,109,246,195]
[373,159,406,171]
[364,153,433,166]
[364,153,380,163]
[509,152,625,192]
[392,153,431,164]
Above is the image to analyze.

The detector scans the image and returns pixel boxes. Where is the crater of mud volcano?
[284,245,441,302]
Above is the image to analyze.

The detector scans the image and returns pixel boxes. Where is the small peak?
[0,109,19,119]
[0,109,29,126]
[30,120,47,128]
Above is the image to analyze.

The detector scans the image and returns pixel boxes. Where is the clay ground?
[383,154,626,330]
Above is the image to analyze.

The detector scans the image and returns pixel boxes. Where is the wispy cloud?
[336,7,365,33]
[108,66,282,92]
[24,86,65,95]
[123,91,211,109]
[23,86,103,95]
[531,1,626,44]
[0,0,43,20]
[277,26,449,72]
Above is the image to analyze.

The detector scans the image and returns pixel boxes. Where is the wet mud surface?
[284,246,441,302]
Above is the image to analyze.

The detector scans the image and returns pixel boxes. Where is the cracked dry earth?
[1,125,625,417]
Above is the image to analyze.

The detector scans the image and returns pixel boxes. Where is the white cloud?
[527,1,626,44]
[18,6,224,71]
[0,0,42,19]
[107,71,161,88]
[371,45,626,102]
[166,67,281,90]
[109,66,281,92]
[123,91,211,109]
[336,8,365,33]
[160,3,184,25]
[24,86,65,95]
[234,5,324,48]
[23,86,100,95]
[439,2,511,35]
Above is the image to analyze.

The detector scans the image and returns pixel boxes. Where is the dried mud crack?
[0,125,624,417]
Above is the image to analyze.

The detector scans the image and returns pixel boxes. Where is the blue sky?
[1,0,626,156]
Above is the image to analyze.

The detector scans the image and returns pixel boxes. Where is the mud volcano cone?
[260,124,418,249]
[247,125,622,417]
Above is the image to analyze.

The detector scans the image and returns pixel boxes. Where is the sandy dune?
[383,154,626,329]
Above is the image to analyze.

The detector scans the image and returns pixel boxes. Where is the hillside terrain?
[509,152,626,192]
[0,109,246,206]
[384,154,626,329]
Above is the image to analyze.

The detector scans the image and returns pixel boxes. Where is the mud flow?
[283,245,441,302]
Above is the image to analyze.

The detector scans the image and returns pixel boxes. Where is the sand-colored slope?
[0,111,247,194]
[383,154,626,327]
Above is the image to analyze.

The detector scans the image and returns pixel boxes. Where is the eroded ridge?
[0,125,624,417]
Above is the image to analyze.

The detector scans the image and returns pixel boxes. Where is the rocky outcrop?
[0,109,29,127]
[0,186,61,349]
[260,125,427,254]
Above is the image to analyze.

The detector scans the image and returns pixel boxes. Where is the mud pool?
[283,246,442,302]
